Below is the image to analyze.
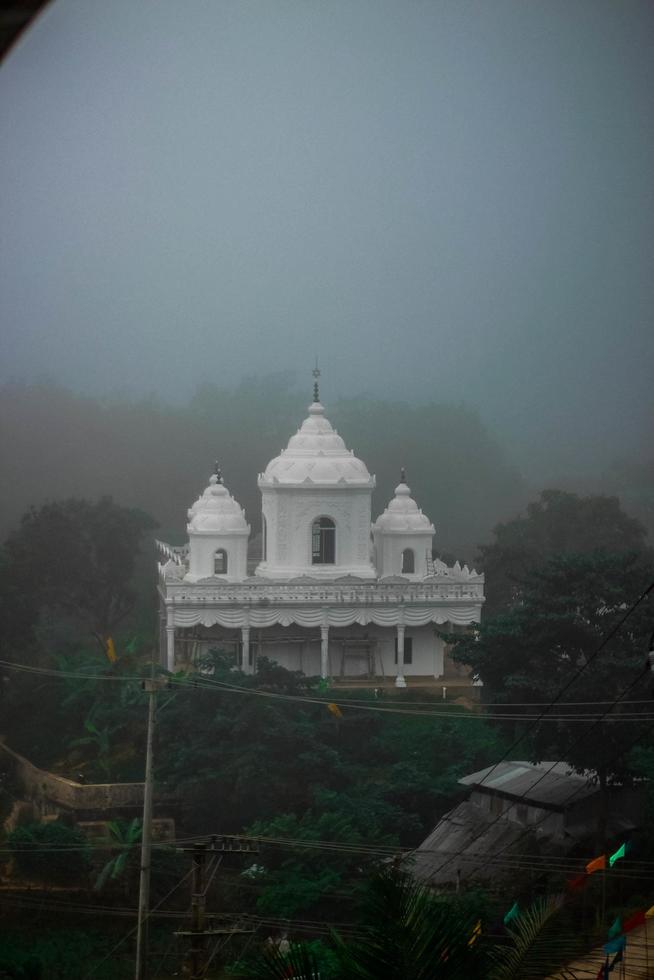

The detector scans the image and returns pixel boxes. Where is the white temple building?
[157,376,484,686]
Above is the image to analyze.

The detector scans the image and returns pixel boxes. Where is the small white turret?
[372,469,435,578]
[185,465,250,582]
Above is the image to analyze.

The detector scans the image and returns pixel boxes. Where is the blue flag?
[603,935,626,956]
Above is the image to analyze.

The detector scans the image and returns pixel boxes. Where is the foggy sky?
[1,0,652,478]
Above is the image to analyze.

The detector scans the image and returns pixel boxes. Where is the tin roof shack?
[410,761,643,888]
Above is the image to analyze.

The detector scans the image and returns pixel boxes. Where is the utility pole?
[135,676,168,980]
[189,844,208,979]
[176,837,259,978]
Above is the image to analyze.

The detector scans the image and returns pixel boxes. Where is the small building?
[157,373,484,685]
[410,761,643,887]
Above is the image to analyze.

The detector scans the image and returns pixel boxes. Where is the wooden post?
[189,844,208,980]
[135,676,168,980]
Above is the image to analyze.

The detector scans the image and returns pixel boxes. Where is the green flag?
[609,842,627,867]
[503,902,520,926]
[607,916,622,939]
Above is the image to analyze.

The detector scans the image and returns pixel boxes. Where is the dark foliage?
[3,497,157,652]
[8,820,91,883]
[478,489,650,614]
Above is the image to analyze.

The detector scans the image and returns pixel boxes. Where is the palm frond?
[487,893,565,980]
[333,870,485,979]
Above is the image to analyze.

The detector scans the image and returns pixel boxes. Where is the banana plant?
[94,818,142,894]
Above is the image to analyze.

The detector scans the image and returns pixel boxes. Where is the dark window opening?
[394,636,413,664]
[401,548,415,574]
[312,517,335,564]
[214,549,228,574]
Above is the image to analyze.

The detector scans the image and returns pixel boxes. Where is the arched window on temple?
[401,548,415,574]
[214,549,228,574]
[312,517,335,564]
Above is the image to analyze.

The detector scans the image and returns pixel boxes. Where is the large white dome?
[373,479,435,533]
[259,402,374,487]
[187,473,249,533]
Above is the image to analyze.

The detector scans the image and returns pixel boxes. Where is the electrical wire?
[80,864,194,979]
[5,656,654,722]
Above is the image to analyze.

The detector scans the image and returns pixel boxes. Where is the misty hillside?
[2,378,651,562]
[1,378,529,561]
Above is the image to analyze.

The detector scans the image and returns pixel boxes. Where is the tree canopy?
[478,489,649,613]
[3,497,157,652]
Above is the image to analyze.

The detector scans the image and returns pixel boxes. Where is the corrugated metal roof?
[408,800,538,886]
[459,761,598,809]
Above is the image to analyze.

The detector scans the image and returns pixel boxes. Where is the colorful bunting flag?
[586,854,606,875]
[105,636,118,663]
[327,703,343,719]
[602,935,626,956]
[622,909,646,933]
[607,916,622,939]
[503,901,520,926]
[468,920,481,947]
[566,873,586,893]
[609,842,628,867]
[645,904,654,918]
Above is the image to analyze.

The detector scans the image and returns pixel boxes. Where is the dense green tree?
[156,658,507,844]
[8,819,91,884]
[3,497,157,653]
[243,807,398,918]
[478,489,649,613]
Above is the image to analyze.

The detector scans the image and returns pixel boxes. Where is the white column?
[165,626,176,672]
[158,607,167,668]
[433,632,444,679]
[320,625,330,680]
[395,624,406,688]
[241,626,251,674]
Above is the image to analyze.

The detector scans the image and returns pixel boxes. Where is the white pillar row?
[241,626,251,674]
[395,623,406,688]
[320,625,330,680]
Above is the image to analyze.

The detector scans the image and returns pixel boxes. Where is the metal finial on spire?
[214,460,223,483]
[400,467,407,483]
[312,358,321,402]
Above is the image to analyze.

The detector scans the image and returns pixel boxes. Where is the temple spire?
[312,358,321,403]
[214,460,223,484]
[400,466,407,483]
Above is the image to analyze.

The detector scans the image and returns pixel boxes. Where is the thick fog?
[1,0,652,480]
